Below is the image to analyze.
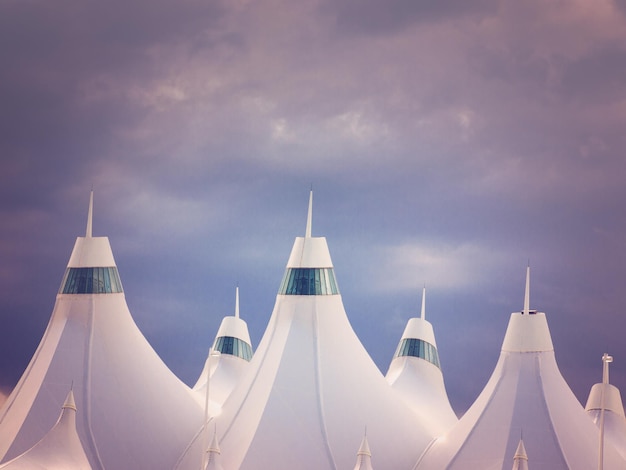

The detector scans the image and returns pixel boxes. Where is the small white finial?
[420,285,426,320]
[63,388,77,411]
[523,265,530,315]
[602,353,614,385]
[357,432,371,457]
[512,438,528,470]
[305,190,313,238]
[208,423,221,454]
[235,286,240,319]
[204,423,225,470]
[86,190,94,238]
[353,429,373,470]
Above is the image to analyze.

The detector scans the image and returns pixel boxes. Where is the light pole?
[598,353,613,470]
[202,348,221,470]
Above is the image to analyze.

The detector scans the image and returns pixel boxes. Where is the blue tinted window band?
[214,336,253,361]
[394,338,440,369]
[59,267,124,294]
[278,268,339,295]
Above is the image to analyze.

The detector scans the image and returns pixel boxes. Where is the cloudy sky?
[1,0,626,413]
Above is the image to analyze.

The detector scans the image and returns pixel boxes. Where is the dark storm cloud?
[561,43,626,103]
[322,0,497,35]
[0,0,225,387]
[0,0,225,205]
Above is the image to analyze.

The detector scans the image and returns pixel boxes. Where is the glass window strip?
[103,268,110,292]
[394,338,440,369]
[213,336,253,362]
[328,269,338,293]
[321,268,330,294]
[59,267,123,294]
[314,269,320,294]
[278,268,339,295]
[279,274,288,294]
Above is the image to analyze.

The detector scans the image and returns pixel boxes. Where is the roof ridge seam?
[82,296,106,470]
[447,354,510,467]
[534,354,571,469]
[312,298,338,469]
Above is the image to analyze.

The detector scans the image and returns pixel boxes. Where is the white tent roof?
[416,268,626,470]
[385,287,458,434]
[0,193,204,469]
[5,192,626,469]
[193,287,253,410]
[0,390,91,470]
[175,192,435,469]
[585,354,626,460]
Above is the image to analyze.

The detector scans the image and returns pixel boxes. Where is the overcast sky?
[1,0,626,414]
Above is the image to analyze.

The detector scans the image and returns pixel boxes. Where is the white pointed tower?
[0,192,203,469]
[353,432,374,470]
[0,389,91,470]
[416,267,626,469]
[193,287,253,410]
[511,439,529,470]
[585,353,626,460]
[204,426,225,470]
[176,191,435,470]
[385,286,458,434]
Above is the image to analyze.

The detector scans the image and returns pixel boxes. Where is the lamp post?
[201,348,221,470]
[598,353,613,470]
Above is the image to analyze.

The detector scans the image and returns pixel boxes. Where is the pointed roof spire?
[86,190,94,238]
[0,386,93,470]
[523,265,530,316]
[420,285,426,320]
[208,424,221,454]
[305,190,313,238]
[285,189,334,268]
[62,388,77,412]
[512,438,529,470]
[353,430,374,470]
[357,432,371,457]
[204,425,224,470]
[234,286,240,319]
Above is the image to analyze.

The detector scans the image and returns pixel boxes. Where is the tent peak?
[86,190,94,238]
[357,432,371,457]
[511,438,529,470]
[523,265,530,315]
[208,423,220,454]
[305,190,313,238]
[62,388,77,412]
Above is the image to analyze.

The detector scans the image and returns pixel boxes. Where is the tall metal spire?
[421,285,426,320]
[86,190,94,238]
[599,353,614,470]
[235,286,240,319]
[523,265,530,316]
[602,353,613,385]
[305,190,313,238]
